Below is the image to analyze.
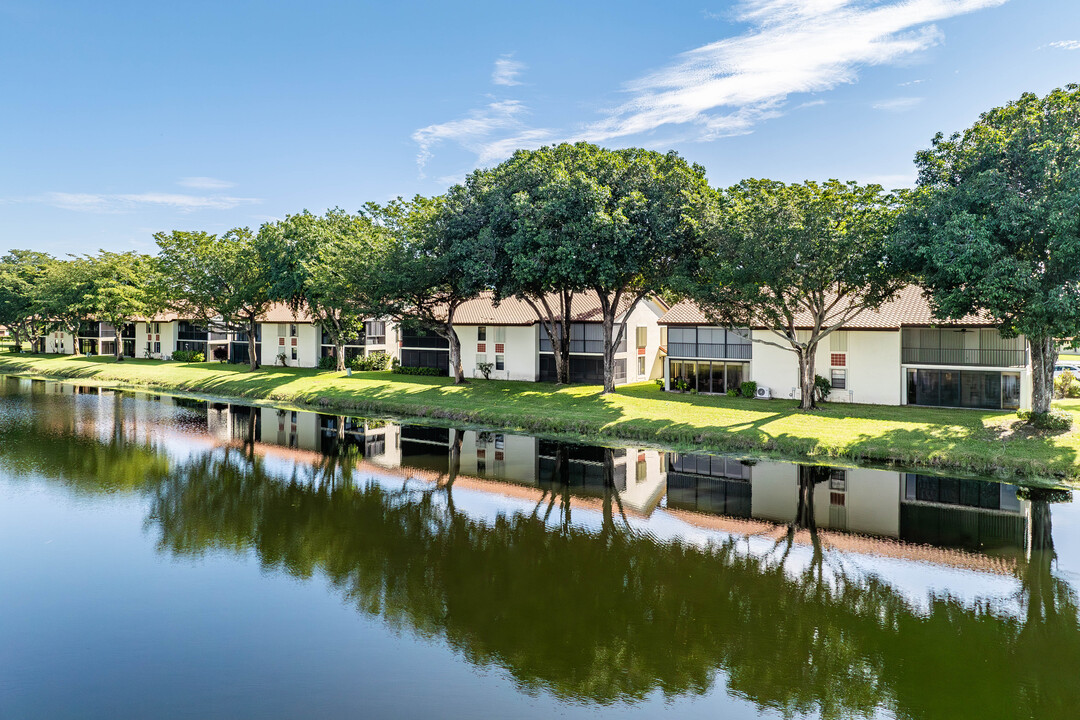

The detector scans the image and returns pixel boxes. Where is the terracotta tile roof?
[658,286,993,330]
[260,302,314,324]
[451,291,659,325]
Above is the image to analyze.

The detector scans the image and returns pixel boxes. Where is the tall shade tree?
[154,228,273,370]
[0,250,53,352]
[365,192,493,384]
[35,256,98,356]
[691,179,902,410]
[85,251,158,362]
[479,146,591,385]
[893,86,1080,416]
[482,143,712,393]
[262,209,392,372]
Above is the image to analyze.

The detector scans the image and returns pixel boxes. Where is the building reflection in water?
[171,398,1040,561]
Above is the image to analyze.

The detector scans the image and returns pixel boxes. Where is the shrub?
[349,351,393,372]
[1054,370,1080,398]
[813,374,832,403]
[172,350,205,363]
[391,364,443,376]
[1016,409,1074,431]
[317,355,338,371]
[672,378,690,392]
[654,378,665,390]
[276,352,289,367]
[726,388,739,397]
[212,346,229,363]
[740,380,757,398]
[476,361,494,380]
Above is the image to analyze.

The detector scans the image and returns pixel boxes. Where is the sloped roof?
[260,302,314,324]
[658,286,993,330]
[452,291,664,326]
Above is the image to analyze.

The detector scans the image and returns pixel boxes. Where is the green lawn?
[1,352,1078,481]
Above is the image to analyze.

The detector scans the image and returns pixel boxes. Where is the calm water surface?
[0,376,1077,720]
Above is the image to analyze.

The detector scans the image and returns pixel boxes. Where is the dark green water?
[0,376,1077,720]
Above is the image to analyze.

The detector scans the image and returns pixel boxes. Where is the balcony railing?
[901,347,1027,367]
[668,342,752,360]
[401,335,449,349]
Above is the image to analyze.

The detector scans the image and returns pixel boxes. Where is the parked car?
[1054,362,1080,377]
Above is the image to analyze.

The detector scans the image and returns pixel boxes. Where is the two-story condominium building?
[659,286,1031,410]
[398,292,668,385]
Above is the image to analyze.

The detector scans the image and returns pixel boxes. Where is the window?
[831,369,846,390]
[831,353,846,367]
[477,326,486,341]
[290,324,298,337]
[637,356,646,376]
[154,342,161,354]
[829,469,847,490]
[291,347,297,361]
[475,353,487,365]
[495,354,505,371]
[636,326,647,349]
[660,326,667,348]
[365,321,386,345]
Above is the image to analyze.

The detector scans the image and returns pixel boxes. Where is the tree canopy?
[893,85,1080,414]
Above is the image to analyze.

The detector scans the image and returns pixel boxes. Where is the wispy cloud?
[411,100,554,176]
[872,96,924,111]
[492,54,525,86]
[794,99,827,109]
[412,0,1005,173]
[35,192,262,213]
[178,176,236,190]
[1046,40,1080,50]
[585,0,1005,143]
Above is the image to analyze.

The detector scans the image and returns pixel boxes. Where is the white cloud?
[872,96,924,111]
[1047,40,1080,50]
[37,192,262,213]
[492,54,525,86]
[411,100,554,176]
[584,0,1006,143]
[794,99,827,109]
[177,176,236,189]
[898,78,926,86]
[412,0,1004,173]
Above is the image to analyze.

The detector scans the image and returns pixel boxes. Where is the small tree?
[894,86,1080,416]
[155,228,273,370]
[691,179,902,410]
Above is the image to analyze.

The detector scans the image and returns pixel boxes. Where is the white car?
[1054,362,1080,377]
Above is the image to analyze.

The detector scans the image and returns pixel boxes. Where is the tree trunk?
[70,325,81,356]
[115,328,123,362]
[559,290,572,384]
[247,317,260,371]
[797,344,818,410]
[601,309,616,394]
[1029,335,1056,415]
[446,322,465,384]
[9,327,20,353]
[335,340,346,372]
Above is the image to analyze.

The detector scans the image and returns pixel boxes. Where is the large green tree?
[261,209,392,371]
[365,192,494,384]
[85,251,158,362]
[35,256,98,356]
[483,143,712,393]
[0,250,53,352]
[690,179,902,410]
[894,86,1080,415]
[154,228,273,369]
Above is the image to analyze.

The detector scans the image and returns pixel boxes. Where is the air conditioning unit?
[755,385,772,399]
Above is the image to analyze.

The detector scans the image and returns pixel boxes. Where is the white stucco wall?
[621,299,666,383]
[458,325,540,381]
[259,322,320,368]
[135,321,177,359]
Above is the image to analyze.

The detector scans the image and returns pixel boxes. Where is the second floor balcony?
[901,346,1027,367]
[667,341,752,360]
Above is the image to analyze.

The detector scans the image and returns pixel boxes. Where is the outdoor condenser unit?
[755,386,772,399]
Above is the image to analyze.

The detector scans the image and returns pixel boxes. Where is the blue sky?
[2,0,1079,257]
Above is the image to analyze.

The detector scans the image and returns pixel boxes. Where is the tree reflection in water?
[1,381,1078,719]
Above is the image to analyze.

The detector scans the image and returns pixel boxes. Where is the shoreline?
[1,353,1078,484]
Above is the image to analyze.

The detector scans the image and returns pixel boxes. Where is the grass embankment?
[2,353,1079,481]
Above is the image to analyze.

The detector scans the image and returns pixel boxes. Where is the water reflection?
[1,376,1078,719]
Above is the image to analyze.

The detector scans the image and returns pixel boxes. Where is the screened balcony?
[666,326,752,360]
[901,328,1026,367]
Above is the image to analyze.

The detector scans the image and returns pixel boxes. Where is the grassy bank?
[2,352,1079,480]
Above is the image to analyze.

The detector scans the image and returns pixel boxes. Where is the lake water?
[0,375,1077,720]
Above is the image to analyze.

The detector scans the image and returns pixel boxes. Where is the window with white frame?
[495,354,505,371]
[831,368,846,390]
[637,356,646,376]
